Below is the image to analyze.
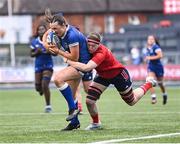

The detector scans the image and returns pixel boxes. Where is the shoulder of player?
[30,38,39,47]
[153,44,161,49]
[66,29,79,40]
[92,45,107,56]
[30,37,38,43]
[68,26,84,37]
[99,44,111,53]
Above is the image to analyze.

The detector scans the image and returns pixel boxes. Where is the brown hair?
[149,34,160,46]
[87,32,102,44]
[45,8,67,26]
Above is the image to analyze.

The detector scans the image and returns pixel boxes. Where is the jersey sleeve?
[67,32,79,48]
[30,38,36,50]
[154,45,162,53]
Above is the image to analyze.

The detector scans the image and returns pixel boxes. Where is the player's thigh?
[157,76,164,84]
[81,71,93,93]
[42,70,53,87]
[147,71,156,79]
[55,66,81,82]
[90,81,107,93]
[82,80,92,93]
[42,70,53,79]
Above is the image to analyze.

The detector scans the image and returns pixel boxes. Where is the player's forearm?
[30,52,37,57]
[30,50,40,57]
[149,55,162,60]
[57,50,78,61]
[66,59,90,72]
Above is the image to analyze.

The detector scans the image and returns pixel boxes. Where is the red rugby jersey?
[91,44,124,79]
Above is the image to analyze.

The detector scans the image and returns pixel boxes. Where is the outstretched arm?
[64,57,97,72]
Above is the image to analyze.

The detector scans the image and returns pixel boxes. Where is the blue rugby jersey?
[30,37,53,70]
[146,44,164,77]
[60,25,91,63]
[146,44,163,67]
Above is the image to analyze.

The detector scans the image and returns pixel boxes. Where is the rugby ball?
[47,31,63,50]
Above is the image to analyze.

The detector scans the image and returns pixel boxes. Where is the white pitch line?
[0,111,180,116]
[90,132,180,144]
[0,112,66,116]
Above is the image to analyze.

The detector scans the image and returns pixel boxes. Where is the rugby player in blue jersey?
[145,35,168,105]
[30,24,54,113]
[43,12,93,130]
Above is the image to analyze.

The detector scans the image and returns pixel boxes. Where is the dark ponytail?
[154,36,160,47]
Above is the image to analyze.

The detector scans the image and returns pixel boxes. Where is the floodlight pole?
[8,0,15,67]
[105,0,111,33]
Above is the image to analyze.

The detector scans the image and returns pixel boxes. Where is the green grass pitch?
[0,87,180,143]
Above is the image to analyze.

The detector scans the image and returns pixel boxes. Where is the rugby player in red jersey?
[62,32,157,130]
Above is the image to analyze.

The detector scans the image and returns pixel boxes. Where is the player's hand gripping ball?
[47,31,63,50]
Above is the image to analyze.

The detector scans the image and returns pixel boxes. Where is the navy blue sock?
[59,85,76,111]
[70,101,80,125]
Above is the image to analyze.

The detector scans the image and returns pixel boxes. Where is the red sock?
[91,114,99,123]
[140,82,152,94]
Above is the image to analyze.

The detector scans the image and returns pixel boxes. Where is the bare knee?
[86,98,95,106]
[35,83,42,92]
[120,88,136,106]
[122,98,135,106]
[158,81,164,87]
[127,101,135,106]
[53,74,59,85]
[42,81,49,91]
[54,74,64,86]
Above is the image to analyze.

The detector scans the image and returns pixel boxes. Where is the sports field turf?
[0,87,180,143]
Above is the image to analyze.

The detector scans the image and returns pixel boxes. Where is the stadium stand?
[103,23,180,64]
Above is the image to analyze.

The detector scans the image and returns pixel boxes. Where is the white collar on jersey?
[61,24,69,39]
[148,43,156,49]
